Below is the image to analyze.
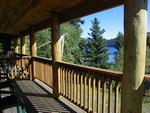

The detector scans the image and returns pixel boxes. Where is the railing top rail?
[145,75,150,80]
[14,55,150,81]
[32,56,52,64]
[57,61,122,78]
[15,53,29,56]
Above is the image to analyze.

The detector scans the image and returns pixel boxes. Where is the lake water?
[107,47,117,63]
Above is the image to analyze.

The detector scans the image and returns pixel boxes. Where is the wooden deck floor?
[0,88,17,113]
[11,80,75,113]
[2,107,17,113]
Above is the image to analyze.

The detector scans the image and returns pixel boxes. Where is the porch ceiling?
[0,0,123,36]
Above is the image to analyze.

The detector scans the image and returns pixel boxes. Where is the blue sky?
[81,3,150,40]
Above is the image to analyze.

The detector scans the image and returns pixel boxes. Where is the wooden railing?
[58,61,122,113]
[15,55,31,79]
[32,56,53,88]
[12,55,150,113]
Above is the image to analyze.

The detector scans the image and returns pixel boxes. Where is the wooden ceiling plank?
[7,0,63,34]
[60,0,123,23]
[0,0,7,23]
[4,0,37,31]
[0,0,123,36]
[18,0,123,37]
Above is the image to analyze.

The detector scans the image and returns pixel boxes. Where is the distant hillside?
[106,32,150,47]
[106,38,116,47]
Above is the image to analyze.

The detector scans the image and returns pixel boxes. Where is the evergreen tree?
[61,23,83,64]
[145,46,150,74]
[110,32,124,71]
[115,32,124,51]
[31,21,83,64]
[70,18,84,29]
[82,18,109,68]
[36,28,51,58]
[110,47,124,71]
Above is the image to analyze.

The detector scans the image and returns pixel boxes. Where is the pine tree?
[61,23,83,64]
[110,32,124,71]
[110,47,124,71]
[115,32,124,51]
[36,28,51,58]
[82,18,109,68]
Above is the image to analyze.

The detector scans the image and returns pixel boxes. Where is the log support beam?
[51,12,61,98]
[14,38,19,53]
[122,0,148,113]
[30,33,37,57]
[21,36,26,54]
[30,32,37,80]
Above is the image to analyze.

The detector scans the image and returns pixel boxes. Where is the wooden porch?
[0,0,149,113]
[0,54,150,113]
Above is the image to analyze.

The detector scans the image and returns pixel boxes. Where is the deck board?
[11,80,74,113]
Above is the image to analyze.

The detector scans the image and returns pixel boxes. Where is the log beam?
[30,32,37,80]
[21,36,26,54]
[30,32,37,57]
[51,12,61,98]
[121,0,148,113]
[14,38,19,53]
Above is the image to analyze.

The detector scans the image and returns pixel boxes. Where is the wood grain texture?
[0,0,123,36]
[122,0,148,113]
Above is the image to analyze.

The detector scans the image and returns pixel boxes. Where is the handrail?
[32,56,52,64]
[13,54,150,81]
[145,75,150,80]
[15,53,29,56]
[57,61,122,78]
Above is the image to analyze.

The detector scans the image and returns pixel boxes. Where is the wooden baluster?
[73,71,76,103]
[68,69,71,99]
[77,72,79,105]
[80,73,83,108]
[97,79,101,113]
[50,64,52,87]
[62,67,64,96]
[102,79,106,113]
[66,68,68,98]
[48,65,50,86]
[63,67,66,96]
[88,75,91,112]
[108,80,112,113]
[92,77,95,113]
[43,64,46,84]
[59,66,62,94]
[41,63,44,82]
[114,81,119,113]
[84,75,87,110]
[61,66,63,95]
[44,64,47,84]
[70,69,73,101]
[47,64,49,86]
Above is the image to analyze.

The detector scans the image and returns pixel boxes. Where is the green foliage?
[61,23,83,64]
[36,29,51,58]
[109,32,124,72]
[110,47,124,71]
[25,35,30,55]
[81,18,109,68]
[115,32,124,51]
[70,18,84,29]
[145,46,150,74]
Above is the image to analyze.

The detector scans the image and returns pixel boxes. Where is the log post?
[21,36,26,54]
[30,32,37,80]
[30,33,37,57]
[51,12,61,97]
[21,36,26,71]
[14,38,19,53]
[122,0,148,113]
